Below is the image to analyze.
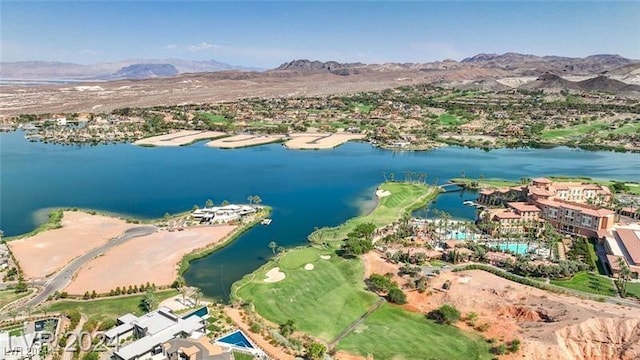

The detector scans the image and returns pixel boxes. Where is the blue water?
[497,243,529,255]
[217,330,254,349]
[182,306,209,319]
[2,131,640,300]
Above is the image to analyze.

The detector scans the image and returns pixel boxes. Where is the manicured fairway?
[232,247,378,342]
[309,182,439,245]
[44,290,177,320]
[551,272,617,296]
[438,113,464,126]
[337,304,492,360]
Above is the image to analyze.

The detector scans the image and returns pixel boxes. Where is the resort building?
[601,224,640,279]
[191,205,257,224]
[108,307,208,360]
[478,178,615,238]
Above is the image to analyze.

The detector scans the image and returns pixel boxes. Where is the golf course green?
[232,181,493,359]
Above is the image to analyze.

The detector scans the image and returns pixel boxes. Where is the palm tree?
[205,199,214,208]
[191,288,203,307]
[268,241,278,254]
[252,196,262,206]
[616,258,632,297]
[247,196,254,205]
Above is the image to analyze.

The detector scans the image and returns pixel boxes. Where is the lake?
[2,131,639,300]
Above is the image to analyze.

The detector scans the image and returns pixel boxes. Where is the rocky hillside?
[461,53,635,76]
[107,64,178,80]
[521,73,640,93]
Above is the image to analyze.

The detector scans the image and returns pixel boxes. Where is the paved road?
[20,226,157,309]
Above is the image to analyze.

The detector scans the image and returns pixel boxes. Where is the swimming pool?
[216,330,255,349]
[446,231,479,241]
[497,243,529,255]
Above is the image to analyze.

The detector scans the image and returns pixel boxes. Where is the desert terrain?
[362,251,640,360]
[64,225,236,294]
[7,211,133,279]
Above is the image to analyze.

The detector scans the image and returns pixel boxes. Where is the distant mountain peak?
[109,63,178,80]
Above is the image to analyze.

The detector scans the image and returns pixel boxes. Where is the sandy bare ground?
[64,225,236,294]
[134,130,226,146]
[206,134,286,148]
[362,251,640,360]
[284,133,365,149]
[7,211,133,280]
[263,267,286,283]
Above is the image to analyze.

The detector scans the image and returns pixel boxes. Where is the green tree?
[427,304,461,325]
[279,319,295,337]
[141,289,158,312]
[205,199,214,208]
[342,237,374,256]
[387,287,407,304]
[367,274,396,293]
[306,342,327,360]
[268,241,278,254]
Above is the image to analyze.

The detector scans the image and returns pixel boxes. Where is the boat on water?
[463,200,475,206]
[261,218,272,225]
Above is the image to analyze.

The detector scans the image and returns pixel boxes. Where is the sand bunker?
[206,134,286,148]
[284,132,365,149]
[134,130,226,146]
[320,255,331,260]
[304,263,315,270]
[264,267,286,283]
[376,189,391,197]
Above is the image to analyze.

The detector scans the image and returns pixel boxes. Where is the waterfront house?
[109,307,208,360]
[191,205,257,224]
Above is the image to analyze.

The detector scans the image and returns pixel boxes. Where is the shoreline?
[5,206,269,295]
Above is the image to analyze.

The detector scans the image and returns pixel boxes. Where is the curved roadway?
[21,226,157,309]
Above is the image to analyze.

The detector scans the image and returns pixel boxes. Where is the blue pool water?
[497,243,529,255]
[182,306,208,319]
[446,232,479,241]
[216,330,254,349]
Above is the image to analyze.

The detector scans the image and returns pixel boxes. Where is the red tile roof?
[532,177,552,184]
[616,228,640,265]
[535,198,614,218]
[493,211,521,220]
[507,202,541,213]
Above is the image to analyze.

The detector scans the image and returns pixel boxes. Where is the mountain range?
[0,58,258,80]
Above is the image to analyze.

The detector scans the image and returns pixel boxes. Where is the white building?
[191,205,258,224]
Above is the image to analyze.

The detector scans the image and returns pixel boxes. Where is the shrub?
[427,304,460,325]
[387,288,407,304]
[367,274,396,293]
[508,339,521,353]
[249,322,262,333]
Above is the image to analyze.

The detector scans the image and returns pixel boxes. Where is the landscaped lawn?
[541,122,609,140]
[44,290,177,320]
[309,182,439,245]
[551,272,617,297]
[199,113,229,123]
[337,304,492,360]
[232,247,378,342]
[438,113,465,126]
[354,103,373,114]
[449,177,520,189]
[626,282,640,299]
[0,289,33,309]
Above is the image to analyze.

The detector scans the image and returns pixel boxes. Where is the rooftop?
[616,228,640,265]
[507,202,541,213]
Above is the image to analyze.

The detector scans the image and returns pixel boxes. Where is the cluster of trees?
[501,259,591,279]
[341,223,376,257]
[366,273,407,304]
[566,237,597,271]
[109,282,156,296]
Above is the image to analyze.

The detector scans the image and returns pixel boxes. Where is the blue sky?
[2,1,638,68]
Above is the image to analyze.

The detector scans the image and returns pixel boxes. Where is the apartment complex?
[479,178,615,238]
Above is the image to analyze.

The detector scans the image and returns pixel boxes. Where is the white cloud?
[188,42,219,52]
[164,44,178,50]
